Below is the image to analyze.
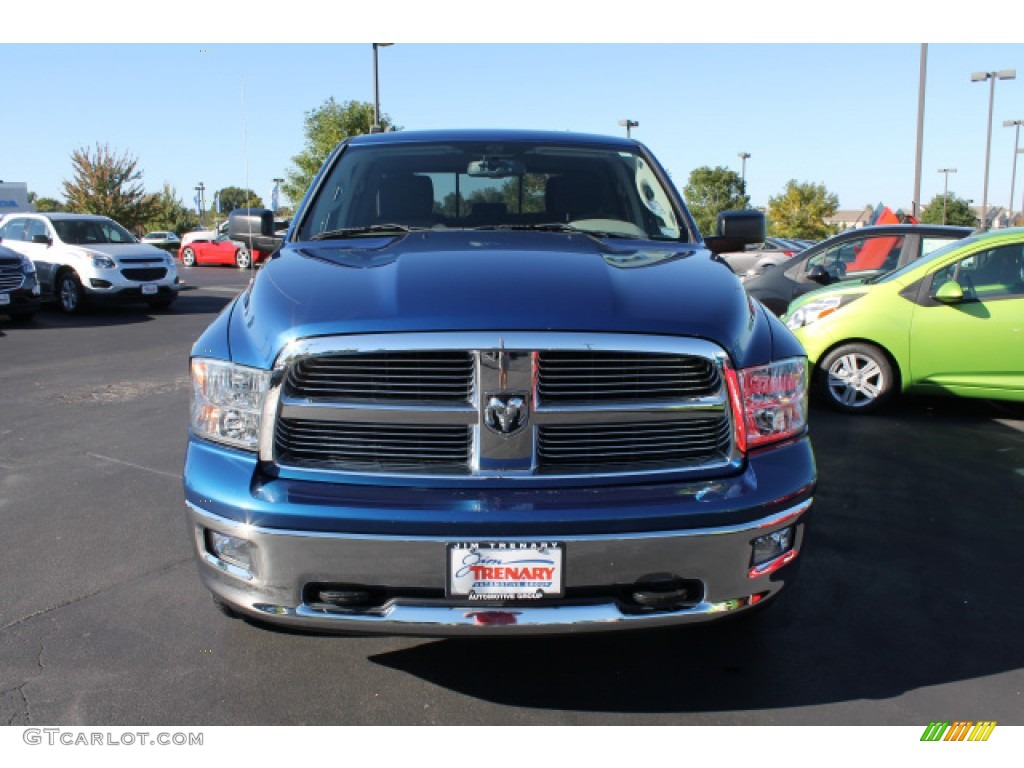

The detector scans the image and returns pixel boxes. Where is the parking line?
[87,452,180,480]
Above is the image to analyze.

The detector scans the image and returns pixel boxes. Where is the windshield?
[299,140,687,242]
[872,234,981,284]
[53,218,137,245]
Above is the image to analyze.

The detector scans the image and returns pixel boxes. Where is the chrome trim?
[261,332,741,480]
[188,498,811,636]
[278,400,478,425]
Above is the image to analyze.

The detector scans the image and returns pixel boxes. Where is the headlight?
[725,357,808,451]
[785,293,864,330]
[85,251,116,269]
[190,358,270,450]
[19,256,36,275]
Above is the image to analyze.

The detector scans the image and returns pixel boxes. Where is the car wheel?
[181,247,196,267]
[817,343,895,413]
[56,270,85,314]
[235,247,251,269]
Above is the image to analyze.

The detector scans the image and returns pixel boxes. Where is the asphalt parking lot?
[1,265,1022,726]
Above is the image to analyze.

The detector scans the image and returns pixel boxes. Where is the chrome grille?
[538,418,731,472]
[538,351,720,402]
[276,419,471,473]
[285,352,474,403]
[0,270,24,291]
[267,333,737,480]
[121,267,167,281]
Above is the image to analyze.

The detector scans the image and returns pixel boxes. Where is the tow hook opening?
[627,574,703,612]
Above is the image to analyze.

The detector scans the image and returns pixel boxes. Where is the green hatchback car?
[782,228,1024,413]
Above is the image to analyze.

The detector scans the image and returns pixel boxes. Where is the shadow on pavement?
[369,398,1024,715]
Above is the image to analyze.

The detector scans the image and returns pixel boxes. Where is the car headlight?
[85,251,116,269]
[18,256,36,275]
[725,357,808,451]
[191,358,270,450]
[785,294,864,330]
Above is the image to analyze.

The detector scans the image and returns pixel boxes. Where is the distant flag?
[194,193,201,215]
[215,192,221,214]
[272,184,280,212]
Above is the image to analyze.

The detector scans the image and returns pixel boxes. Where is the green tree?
[284,98,398,205]
[919,193,978,227]
[143,183,198,235]
[62,143,155,231]
[215,186,264,215]
[767,180,839,239]
[27,192,64,212]
[682,166,750,236]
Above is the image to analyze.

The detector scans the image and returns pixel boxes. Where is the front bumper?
[184,437,815,636]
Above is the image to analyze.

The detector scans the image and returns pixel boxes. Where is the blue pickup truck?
[184,129,815,635]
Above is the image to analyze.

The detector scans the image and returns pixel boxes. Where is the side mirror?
[31,234,51,246]
[227,208,282,254]
[807,265,832,285]
[933,280,965,303]
[704,210,766,255]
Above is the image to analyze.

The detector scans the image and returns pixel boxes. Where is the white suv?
[0,212,180,312]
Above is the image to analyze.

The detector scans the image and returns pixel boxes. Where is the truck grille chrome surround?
[263,333,741,481]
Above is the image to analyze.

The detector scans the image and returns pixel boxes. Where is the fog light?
[749,526,795,576]
[89,279,112,288]
[206,530,253,570]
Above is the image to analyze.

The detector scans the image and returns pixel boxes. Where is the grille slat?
[0,271,25,291]
[276,418,471,473]
[537,419,730,471]
[287,352,474,403]
[538,351,720,402]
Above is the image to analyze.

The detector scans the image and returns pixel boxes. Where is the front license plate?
[141,283,158,295]
[0,294,9,305]
[448,542,564,599]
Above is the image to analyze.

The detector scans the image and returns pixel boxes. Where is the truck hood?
[226,230,774,369]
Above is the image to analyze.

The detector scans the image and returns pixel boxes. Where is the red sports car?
[178,234,264,269]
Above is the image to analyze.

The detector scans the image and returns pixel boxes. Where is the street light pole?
[937,168,957,225]
[737,152,751,200]
[617,119,638,138]
[1003,120,1023,226]
[971,69,1016,230]
[371,43,393,134]
[195,182,206,228]
[272,178,284,213]
[913,44,927,219]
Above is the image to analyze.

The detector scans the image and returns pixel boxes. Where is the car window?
[25,219,49,241]
[931,244,1024,300]
[52,218,136,245]
[0,217,28,241]
[300,140,685,241]
[921,236,958,257]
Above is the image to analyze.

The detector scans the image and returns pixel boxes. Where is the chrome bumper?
[187,499,811,636]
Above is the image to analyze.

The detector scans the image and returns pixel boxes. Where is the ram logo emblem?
[484,392,529,436]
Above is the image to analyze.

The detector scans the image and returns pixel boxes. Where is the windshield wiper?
[310,224,418,240]
[472,222,643,240]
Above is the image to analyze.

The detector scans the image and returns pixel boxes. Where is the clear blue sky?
[3,13,1023,217]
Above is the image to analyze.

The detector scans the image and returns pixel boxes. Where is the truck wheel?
[235,247,251,269]
[56,271,85,314]
[181,247,196,267]
[817,343,895,413]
